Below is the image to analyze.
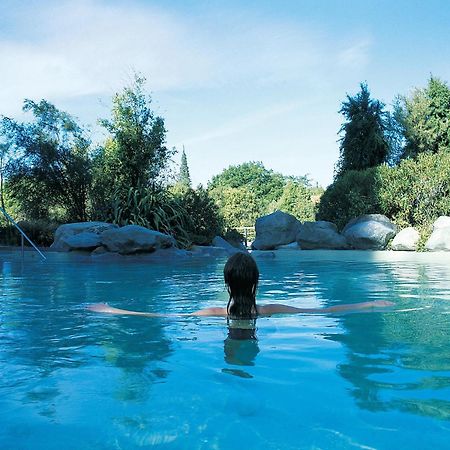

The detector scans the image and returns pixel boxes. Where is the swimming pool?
[0,250,449,449]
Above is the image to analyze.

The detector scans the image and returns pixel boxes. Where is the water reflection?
[0,255,175,414]
[222,318,260,378]
[294,255,450,422]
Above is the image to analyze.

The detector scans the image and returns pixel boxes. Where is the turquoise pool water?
[0,250,449,449]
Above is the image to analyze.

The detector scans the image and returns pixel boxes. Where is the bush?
[317,168,382,230]
[0,220,58,247]
[379,152,450,228]
[175,187,223,245]
[318,151,450,232]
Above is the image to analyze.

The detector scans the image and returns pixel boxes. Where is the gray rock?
[190,245,229,257]
[212,236,246,253]
[275,242,301,250]
[51,221,118,251]
[100,225,176,254]
[91,245,108,255]
[426,216,450,251]
[342,214,397,250]
[297,221,348,249]
[432,216,450,230]
[391,227,420,251]
[252,210,301,250]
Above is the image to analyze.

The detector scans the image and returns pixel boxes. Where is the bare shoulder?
[193,307,228,317]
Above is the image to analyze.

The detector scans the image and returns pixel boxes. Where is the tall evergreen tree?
[178,147,191,187]
[335,83,389,178]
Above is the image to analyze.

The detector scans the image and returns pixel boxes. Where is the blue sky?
[1,0,449,187]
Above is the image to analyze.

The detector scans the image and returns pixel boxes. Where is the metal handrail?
[0,208,46,260]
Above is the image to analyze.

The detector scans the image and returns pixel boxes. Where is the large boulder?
[342,214,397,250]
[100,225,176,254]
[50,222,118,251]
[252,210,301,250]
[425,216,450,251]
[297,221,348,249]
[391,227,420,251]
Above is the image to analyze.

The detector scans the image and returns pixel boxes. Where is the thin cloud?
[178,101,303,147]
[336,38,372,69]
[0,0,372,116]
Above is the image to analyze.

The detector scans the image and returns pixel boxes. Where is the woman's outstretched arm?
[258,300,394,316]
[87,303,227,317]
[88,300,393,318]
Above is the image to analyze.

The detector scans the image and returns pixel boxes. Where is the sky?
[1,0,449,188]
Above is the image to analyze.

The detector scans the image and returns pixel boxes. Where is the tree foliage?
[209,185,260,228]
[318,151,450,231]
[336,83,389,178]
[400,76,450,158]
[98,75,172,194]
[178,147,191,188]
[93,75,174,222]
[1,99,92,221]
[208,161,286,205]
[174,186,223,245]
[208,161,317,228]
[273,180,317,222]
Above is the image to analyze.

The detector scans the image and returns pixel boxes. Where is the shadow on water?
[293,253,450,421]
[222,318,260,379]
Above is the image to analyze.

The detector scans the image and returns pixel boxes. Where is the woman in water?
[88,252,393,317]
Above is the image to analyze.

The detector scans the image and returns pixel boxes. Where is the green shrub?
[0,220,58,247]
[175,187,223,246]
[110,185,192,247]
[318,152,450,234]
[317,167,382,230]
[379,152,450,228]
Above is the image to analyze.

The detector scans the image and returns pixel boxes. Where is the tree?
[1,99,92,221]
[93,75,174,221]
[400,76,450,158]
[336,83,389,178]
[274,180,316,221]
[98,75,173,195]
[178,147,191,188]
[0,143,10,211]
[208,161,285,206]
[209,185,260,228]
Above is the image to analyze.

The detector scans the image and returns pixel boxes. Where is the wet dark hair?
[224,252,259,318]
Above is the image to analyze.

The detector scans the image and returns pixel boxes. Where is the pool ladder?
[0,208,46,260]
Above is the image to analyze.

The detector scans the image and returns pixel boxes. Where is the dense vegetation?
[318,76,450,236]
[2,74,450,248]
[208,161,321,228]
[0,76,222,247]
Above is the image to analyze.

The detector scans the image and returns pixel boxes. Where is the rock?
[275,242,301,250]
[100,225,176,254]
[51,221,118,251]
[252,210,301,250]
[191,245,228,257]
[91,245,108,255]
[391,227,420,251]
[342,214,397,250]
[426,216,450,251]
[297,221,348,249]
[62,232,103,251]
[431,216,450,230]
[212,236,247,253]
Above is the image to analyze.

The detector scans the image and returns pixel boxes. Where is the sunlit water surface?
[1,250,449,449]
